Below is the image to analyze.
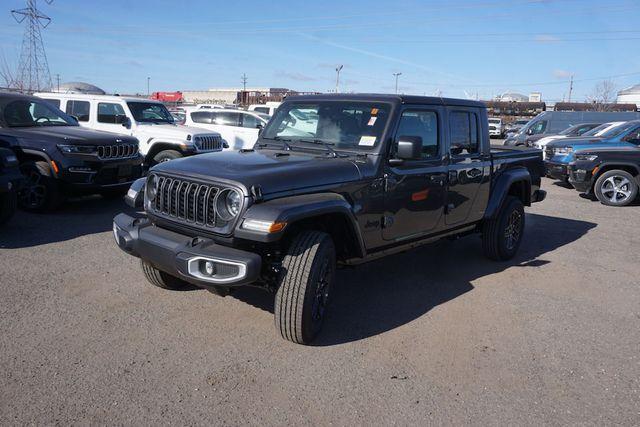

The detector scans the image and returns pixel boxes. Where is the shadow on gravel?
[0,195,135,249]
[230,213,597,345]
[312,212,595,346]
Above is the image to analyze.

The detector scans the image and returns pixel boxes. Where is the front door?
[383,107,447,241]
[445,108,488,225]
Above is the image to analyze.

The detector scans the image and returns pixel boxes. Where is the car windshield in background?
[262,101,391,150]
[599,122,636,138]
[558,124,582,135]
[582,123,610,136]
[2,99,76,128]
[127,102,175,123]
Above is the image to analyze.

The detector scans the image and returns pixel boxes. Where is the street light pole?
[147,77,150,96]
[335,65,343,93]
[393,72,402,94]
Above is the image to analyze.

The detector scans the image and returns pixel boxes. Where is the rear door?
[383,106,447,241]
[445,108,489,225]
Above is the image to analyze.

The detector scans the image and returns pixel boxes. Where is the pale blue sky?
[2,0,640,101]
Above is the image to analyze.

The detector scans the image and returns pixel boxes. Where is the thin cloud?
[535,34,561,43]
[553,69,572,79]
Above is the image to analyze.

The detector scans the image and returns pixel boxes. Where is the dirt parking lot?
[1,178,638,425]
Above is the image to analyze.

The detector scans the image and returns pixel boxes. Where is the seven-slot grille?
[195,135,222,151]
[151,176,219,227]
[97,144,138,160]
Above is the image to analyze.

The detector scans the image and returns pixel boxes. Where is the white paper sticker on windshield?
[367,117,377,126]
[359,136,376,146]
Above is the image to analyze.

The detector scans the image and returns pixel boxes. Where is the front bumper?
[113,213,261,288]
[58,156,144,191]
[545,161,569,181]
[568,165,595,193]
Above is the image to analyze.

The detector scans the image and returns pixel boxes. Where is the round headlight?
[216,189,242,221]
[146,174,158,201]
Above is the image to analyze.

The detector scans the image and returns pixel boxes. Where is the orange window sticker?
[371,108,379,115]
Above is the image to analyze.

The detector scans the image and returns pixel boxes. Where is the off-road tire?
[18,161,63,212]
[152,149,182,165]
[482,196,525,261]
[275,230,336,345]
[0,190,17,225]
[594,169,638,207]
[141,260,193,291]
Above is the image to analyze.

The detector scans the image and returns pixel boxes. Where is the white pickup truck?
[35,93,223,165]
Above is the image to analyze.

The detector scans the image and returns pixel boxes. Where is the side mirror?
[70,115,80,123]
[392,136,423,163]
[526,128,534,136]
[121,116,132,128]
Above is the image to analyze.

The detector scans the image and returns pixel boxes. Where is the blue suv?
[545,120,640,181]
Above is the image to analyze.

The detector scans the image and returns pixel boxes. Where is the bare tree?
[0,51,23,91]
[586,79,617,111]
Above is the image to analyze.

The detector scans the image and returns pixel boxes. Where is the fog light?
[204,261,215,276]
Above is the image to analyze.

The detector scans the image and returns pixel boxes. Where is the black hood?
[3,126,137,146]
[151,149,365,195]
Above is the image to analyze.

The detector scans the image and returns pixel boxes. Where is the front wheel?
[151,149,182,166]
[482,196,525,261]
[275,230,336,345]
[18,161,63,212]
[594,170,638,207]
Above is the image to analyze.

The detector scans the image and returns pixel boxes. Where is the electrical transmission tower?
[11,0,54,92]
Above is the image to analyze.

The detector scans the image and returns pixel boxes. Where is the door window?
[65,100,90,122]
[623,126,640,144]
[190,111,213,124]
[449,111,479,155]
[253,107,269,114]
[97,102,127,124]
[211,112,241,127]
[241,113,262,129]
[395,110,439,159]
[529,120,547,135]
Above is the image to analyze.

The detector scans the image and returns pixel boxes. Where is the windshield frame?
[259,100,395,154]
[126,101,175,124]
[1,98,77,128]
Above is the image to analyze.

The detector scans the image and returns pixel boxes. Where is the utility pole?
[147,76,150,96]
[11,0,54,91]
[335,65,343,93]
[393,72,402,94]
[567,75,574,103]
[241,73,247,91]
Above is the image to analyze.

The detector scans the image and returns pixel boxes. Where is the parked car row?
[540,118,640,206]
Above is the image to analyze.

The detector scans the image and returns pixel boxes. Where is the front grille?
[151,176,220,227]
[194,135,222,151]
[97,144,138,160]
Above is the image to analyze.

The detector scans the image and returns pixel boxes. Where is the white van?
[34,92,223,165]
[184,109,270,150]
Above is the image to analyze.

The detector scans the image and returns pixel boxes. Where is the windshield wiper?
[260,136,292,151]
[298,139,347,158]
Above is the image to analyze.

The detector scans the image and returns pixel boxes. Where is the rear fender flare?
[484,167,531,219]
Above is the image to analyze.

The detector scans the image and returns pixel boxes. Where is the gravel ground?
[1,178,639,425]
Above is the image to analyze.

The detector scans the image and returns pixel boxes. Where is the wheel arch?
[484,167,531,219]
[592,162,640,188]
[236,192,366,260]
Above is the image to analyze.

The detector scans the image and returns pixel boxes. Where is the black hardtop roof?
[0,91,40,107]
[285,93,485,108]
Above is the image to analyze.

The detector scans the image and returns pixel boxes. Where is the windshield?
[2,99,76,128]
[558,124,582,135]
[262,101,391,151]
[599,121,637,139]
[583,123,610,136]
[127,101,175,123]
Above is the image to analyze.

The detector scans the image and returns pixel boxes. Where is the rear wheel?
[18,161,63,212]
[594,170,638,207]
[0,190,17,225]
[275,230,336,345]
[140,260,193,291]
[482,196,525,261]
[152,149,182,166]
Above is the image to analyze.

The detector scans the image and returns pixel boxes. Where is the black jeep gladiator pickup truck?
[113,94,546,344]
[0,92,143,211]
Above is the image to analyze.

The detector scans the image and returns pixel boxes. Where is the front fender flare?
[235,193,366,257]
[484,167,531,219]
